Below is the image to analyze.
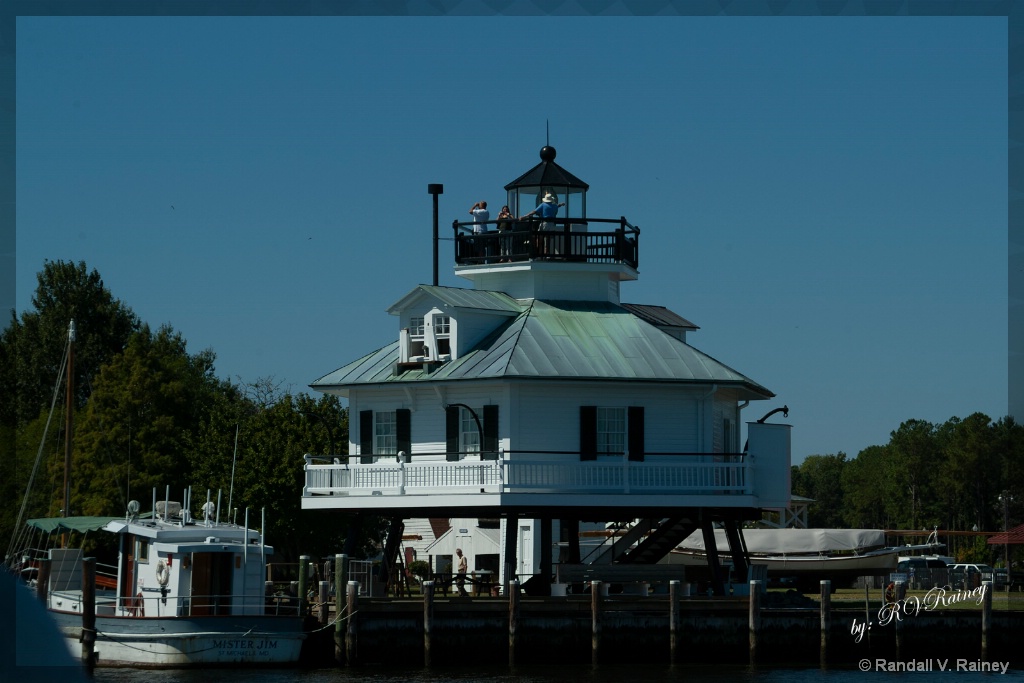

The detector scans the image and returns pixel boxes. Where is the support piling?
[749,579,761,664]
[346,580,359,666]
[509,579,520,668]
[982,579,993,658]
[669,579,681,665]
[820,579,831,667]
[423,580,435,667]
[591,580,602,667]
[81,557,96,673]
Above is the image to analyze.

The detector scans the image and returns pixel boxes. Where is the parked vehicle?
[946,563,994,590]
[895,557,948,589]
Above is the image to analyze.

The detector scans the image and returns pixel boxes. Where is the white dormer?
[390,286,524,368]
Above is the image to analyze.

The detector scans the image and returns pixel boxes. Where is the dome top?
[504,146,589,192]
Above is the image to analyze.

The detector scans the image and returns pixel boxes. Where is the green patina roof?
[312,298,773,399]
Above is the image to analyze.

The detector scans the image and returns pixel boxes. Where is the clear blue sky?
[14,13,1008,465]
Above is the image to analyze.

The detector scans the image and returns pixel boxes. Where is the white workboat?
[16,492,307,668]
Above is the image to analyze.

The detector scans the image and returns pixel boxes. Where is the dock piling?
[318,580,330,626]
[423,580,434,667]
[37,557,50,604]
[749,579,762,664]
[982,579,993,658]
[346,580,359,666]
[334,554,347,664]
[669,579,681,665]
[895,580,906,655]
[591,580,602,667]
[298,555,310,616]
[820,579,831,667]
[509,579,520,668]
[81,556,96,672]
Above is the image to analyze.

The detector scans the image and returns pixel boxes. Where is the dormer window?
[399,310,455,366]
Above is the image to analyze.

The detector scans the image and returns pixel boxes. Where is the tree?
[792,453,848,528]
[842,445,897,529]
[887,419,940,530]
[68,324,226,518]
[1,260,139,428]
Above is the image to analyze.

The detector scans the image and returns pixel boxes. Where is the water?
[89,662,1024,683]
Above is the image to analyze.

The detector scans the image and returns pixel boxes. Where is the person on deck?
[455,548,469,597]
[469,201,491,261]
[520,193,565,255]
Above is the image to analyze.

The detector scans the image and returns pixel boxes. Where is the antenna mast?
[62,320,75,518]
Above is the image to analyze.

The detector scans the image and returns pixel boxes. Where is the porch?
[302,451,765,511]
[453,216,639,268]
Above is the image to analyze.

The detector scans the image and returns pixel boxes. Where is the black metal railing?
[452,217,639,269]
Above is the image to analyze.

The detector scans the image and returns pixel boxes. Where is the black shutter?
[359,410,373,464]
[483,404,499,460]
[445,405,460,461]
[397,408,411,462]
[628,406,645,461]
[580,406,597,461]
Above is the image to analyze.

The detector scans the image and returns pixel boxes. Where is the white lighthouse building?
[301,146,791,596]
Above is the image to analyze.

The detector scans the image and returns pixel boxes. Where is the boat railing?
[452,216,639,268]
[303,450,749,498]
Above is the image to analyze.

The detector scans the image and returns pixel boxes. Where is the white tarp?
[679,528,886,555]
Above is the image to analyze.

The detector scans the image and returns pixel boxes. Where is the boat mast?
[62,319,75,518]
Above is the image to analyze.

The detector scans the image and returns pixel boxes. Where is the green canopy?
[26,516,119,534]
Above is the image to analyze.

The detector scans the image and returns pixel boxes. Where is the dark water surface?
[90,662,1024,683]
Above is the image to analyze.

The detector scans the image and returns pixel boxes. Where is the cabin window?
[138,538,149,563]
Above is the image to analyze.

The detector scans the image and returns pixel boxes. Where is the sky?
[11,9,1010,465]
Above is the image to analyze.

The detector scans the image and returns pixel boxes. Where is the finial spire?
[546,119,549,146]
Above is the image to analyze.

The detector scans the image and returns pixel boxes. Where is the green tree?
[792,453,848,528]
[842,445,896,528]
[934,413,997,535]
[1,260,140,427]
[68,324,226,518]
[887,419,940,530]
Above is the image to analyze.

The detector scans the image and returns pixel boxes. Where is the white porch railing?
[302,453,749,498]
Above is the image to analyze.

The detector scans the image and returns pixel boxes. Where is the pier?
[299,579,1024,668]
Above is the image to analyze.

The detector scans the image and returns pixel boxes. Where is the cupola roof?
[503,146,589,192]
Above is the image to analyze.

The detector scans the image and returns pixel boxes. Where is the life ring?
[155,559,170,586]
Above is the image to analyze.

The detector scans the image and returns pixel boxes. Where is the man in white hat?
[520,192,565,255]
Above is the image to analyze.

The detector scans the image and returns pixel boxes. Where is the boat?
[13,491,308,667]
[7,321,307,667]
[668,527,946,587]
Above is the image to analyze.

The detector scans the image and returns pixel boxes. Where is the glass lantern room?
[504,146,589,221]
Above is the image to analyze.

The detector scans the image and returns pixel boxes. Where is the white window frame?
[375,410,397,455]
[596,407,626,458]
[460,407,481,457]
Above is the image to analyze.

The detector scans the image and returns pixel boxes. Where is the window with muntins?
[461,408,481,455]
[597,407,626,457]
[375,410,397,455]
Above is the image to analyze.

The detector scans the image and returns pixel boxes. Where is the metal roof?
[386,285,523,316]
[503,146,589,191]
[311,298,773,399]
[620,303,699,331]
